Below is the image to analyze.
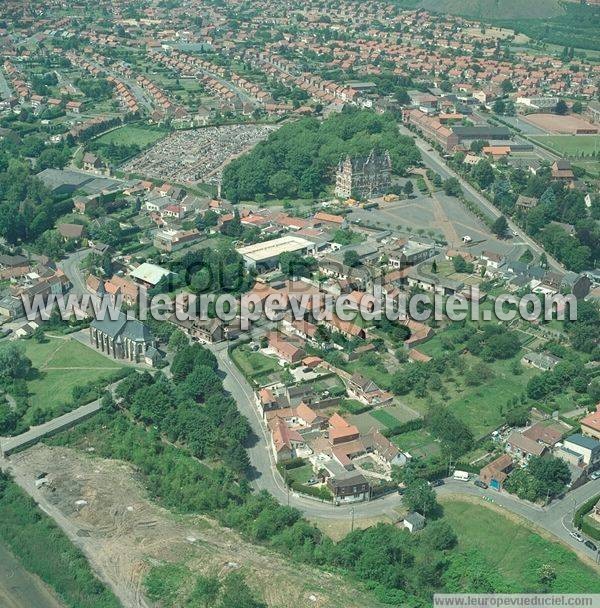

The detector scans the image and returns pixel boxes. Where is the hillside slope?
[418,0,565,20]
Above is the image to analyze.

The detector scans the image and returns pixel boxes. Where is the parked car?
[474,480,488,489]
[570,531,584,542]
[590,470,600,480]
[0,328,12,338]
[429,479,445,487]
[585,540,597,552]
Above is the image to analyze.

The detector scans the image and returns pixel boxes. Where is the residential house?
[551,160,574,181]
[268,331,305,364]
[58,223,84,242]
[506,432,546,460]
[581,405,600,441]
[561,434,600,468]
[0,254,30,280]
[327,472,370,503]
[479,454,514,490]
[522,422,563,448]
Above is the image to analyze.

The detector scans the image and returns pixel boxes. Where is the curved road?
[212,341,600,562]
[61,250,595,560]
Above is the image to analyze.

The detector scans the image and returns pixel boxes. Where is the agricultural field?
[22,336,122,421]
[441,499,600,592]
[530,135,600,157]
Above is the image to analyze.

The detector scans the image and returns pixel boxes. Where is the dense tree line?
[114,344,251,475]
[222,108,421,202]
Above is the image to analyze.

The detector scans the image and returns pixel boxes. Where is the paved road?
[0,399,103,456]
[60,249,90,296]
[211,341,600,561]
[399,125,563,272]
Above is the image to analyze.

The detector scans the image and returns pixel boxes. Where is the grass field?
[230,345,281,380]
[402,353,536,439]
[574,159,600,177]
[441,499,600,592]
[418,0,563,20]
[391,429,440,458]
[95,125,168,147]
[285,464,314,485]
[22,337,122,420]
[369,409,402,429]
[530,135,600,156]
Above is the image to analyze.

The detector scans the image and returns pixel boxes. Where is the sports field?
[531,135,600,156]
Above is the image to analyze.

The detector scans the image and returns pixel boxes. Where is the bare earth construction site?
[6,444,382,608]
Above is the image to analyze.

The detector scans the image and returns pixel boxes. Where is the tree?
[470,140,489,154]
[0,343,32,382]
[196,209,219,230]
[554,100,568,115]
[168,329,188,352]
[452,256,474,273]
[269,170,298,199]
[403,180,414,196]
[279,251,316,277]
[443,177,462,198]
[572,101,583,114]
[527,456,570,499]
[472,160,495,189]
[402,478,438,516]
[421,520,457,551]
[538,564,557,590]
[431,259,438,274]
[343,249,360,267]
[426,405,474,457]
[493,99,506,115]
[218,572,267,608]
[491,215,508,238]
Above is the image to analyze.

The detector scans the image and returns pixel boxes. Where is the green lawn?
[95,125,168,147]
[391,429,440,458]
[285,464,314,485]
[530,135,600,157]
[403,354,536,439]
[231,345,281,379]
[441,499,600,592]
[574,159,600,177]
[369,409,401,429]
[22,337,122,420]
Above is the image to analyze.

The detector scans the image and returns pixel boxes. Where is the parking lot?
[349,194,528,259]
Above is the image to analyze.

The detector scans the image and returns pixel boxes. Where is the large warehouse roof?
[236,235,313,263]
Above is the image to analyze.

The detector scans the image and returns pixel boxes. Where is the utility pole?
[350,507,355,533]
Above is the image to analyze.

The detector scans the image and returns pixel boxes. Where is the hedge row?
[381,417,425,439]
[574,493,600,529]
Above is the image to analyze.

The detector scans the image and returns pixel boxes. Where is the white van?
[461,235,472,244]
[453,470,470,482]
